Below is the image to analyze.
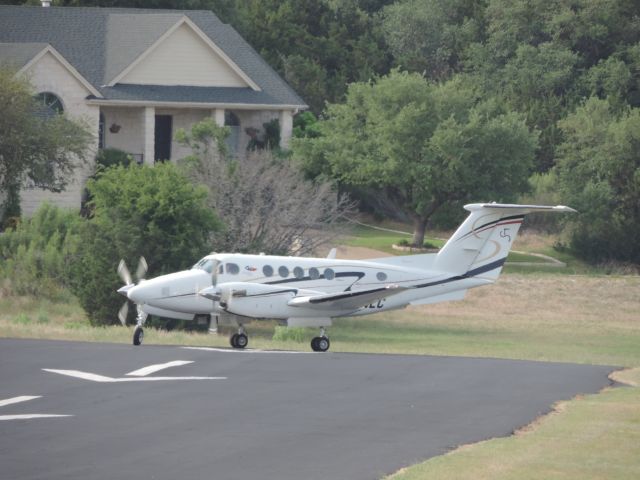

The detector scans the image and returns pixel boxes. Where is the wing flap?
[288,285,407,311]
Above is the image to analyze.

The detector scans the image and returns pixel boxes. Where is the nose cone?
[117,284,133,297]
[127,282,155,304]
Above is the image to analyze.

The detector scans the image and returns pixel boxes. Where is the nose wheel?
[311,327,330,352]
[133,326,144,345]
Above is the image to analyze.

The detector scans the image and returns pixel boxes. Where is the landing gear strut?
[133,306,147,346]
[311,327,330,352]
[230,325,248,349]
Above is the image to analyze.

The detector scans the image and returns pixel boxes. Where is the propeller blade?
[135,256,148,281]
[118,302,129,326]
[117,259,132,285]
[211,259,221,287]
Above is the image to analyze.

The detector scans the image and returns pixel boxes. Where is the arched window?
[35,92,64,115]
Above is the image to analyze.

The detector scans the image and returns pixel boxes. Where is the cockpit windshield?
[192,258,215,274]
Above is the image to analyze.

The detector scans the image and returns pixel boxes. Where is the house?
[0,4,307,216]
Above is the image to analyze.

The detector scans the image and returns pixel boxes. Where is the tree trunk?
[412,216,428,247]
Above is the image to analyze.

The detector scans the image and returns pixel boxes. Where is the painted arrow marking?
[0,395,72,421]
[43,369,225,382]
[126,360,194,377]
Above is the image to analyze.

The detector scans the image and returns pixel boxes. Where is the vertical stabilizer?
[433,203,575,278]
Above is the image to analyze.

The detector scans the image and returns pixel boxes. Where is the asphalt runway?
[0,338,617,480]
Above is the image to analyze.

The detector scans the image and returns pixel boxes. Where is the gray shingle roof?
[0,5,306,109]
[0,42,48,70]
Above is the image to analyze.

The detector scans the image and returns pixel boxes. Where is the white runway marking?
[0,396,40,408]
[43,368,226,383]
[183,347,312,354]
[126,360,194,377]
[0,414,73,421]
[0,395,73,421]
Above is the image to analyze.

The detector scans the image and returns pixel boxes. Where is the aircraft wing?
[288,285,407,311]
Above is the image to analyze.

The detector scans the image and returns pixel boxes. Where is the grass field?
[1,224,639,479]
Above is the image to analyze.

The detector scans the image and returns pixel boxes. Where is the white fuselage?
[126,253,493,321]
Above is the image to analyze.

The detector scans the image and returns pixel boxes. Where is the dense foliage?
[555,98,640,264]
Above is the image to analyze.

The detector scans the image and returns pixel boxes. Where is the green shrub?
[95,148,133,169]
[0,203,80,299]
[67,163,222,326]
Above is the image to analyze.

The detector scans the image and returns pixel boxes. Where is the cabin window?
[227,263,240,275]
[309,267,320,280]
[293,266,304,279]
[278,266,289,278]
[377,272,388,281]
[324,268,335,280]
[193,258,215,273]
[263,265,274,277]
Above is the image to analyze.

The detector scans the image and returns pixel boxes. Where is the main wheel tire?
[235,333,248,349]
[133,326,144,346]
[317,336,330,352]
[311,337,319,352]
[230,333,238,348]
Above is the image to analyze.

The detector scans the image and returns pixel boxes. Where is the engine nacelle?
[219,282,299,319]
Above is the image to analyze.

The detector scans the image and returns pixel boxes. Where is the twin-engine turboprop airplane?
[117,203,574,351]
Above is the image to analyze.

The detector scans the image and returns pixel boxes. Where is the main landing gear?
[311,327,330,352]
[230,325,248,349]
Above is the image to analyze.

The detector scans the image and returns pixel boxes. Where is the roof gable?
[0,6,306,109]
[111,17,257,89]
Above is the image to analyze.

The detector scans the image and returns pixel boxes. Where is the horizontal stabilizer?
[288,285,407,311]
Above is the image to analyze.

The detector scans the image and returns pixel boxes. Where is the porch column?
[143,106,155,165]
[279,110,293,149]
[213,108,225,127]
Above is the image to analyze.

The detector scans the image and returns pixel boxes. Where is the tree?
[232,0,392,113]
[67,163,221,325]
[381,0,484,79]
[0,67,91,226]
[176,119,354,256]
[554,97,640,264]
[293,70,537,246]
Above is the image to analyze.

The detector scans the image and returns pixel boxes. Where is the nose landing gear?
[133,306,147,346]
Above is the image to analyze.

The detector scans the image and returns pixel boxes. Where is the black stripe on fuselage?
[411,257,507,289]
[244,288,299,298]
[308,287,388,304]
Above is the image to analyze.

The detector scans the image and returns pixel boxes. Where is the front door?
[154,115,172,162]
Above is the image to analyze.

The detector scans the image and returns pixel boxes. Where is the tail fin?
[434,203,575,279]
